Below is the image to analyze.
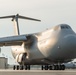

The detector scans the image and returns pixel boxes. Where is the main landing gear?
[13,64,65,70]
[13,65,30,70]
[41,64,65,70]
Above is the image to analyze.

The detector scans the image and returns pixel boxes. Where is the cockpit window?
[61,25,71,29]
[53,24,72,31]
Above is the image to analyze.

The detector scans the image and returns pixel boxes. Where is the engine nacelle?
[15,53,28,63]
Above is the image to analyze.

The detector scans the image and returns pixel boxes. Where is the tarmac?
[0,69,76,75]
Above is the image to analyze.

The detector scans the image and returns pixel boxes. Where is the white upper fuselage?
[12,24,76,64]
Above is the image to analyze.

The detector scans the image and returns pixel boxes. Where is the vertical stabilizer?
[0,14,41,35]
[12,15,20,35]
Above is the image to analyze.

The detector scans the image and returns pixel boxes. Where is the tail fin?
[0,14,41,35]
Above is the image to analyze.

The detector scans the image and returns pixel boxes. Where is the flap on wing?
[0,35,27,46]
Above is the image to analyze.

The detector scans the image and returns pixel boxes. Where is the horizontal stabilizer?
[0,14,41,22]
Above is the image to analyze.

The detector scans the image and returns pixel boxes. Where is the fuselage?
[11,24,76,64]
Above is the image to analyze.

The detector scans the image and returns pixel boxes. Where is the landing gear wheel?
[41,65,48,70]
[54,65,59,70]
[27,65,30,70]
[13,65,19,70]
[41,65,43,70]
[25,65,30,70]
[20,65,24,70]
[53,65,57,70]
[17,65,19,70]
[61,65,65,70]
[53,64,65,70]
[49,65,52,70]
[13,65,15,70]
[41,64,65,70]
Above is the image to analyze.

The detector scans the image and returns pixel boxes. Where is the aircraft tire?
[27,65,30,70]
[41,65,48,70]
[41,65,44,70]
[51,64,65,70]
[53,65,58,70]
[61,65,65,70]
[16,65,19,70]
[25,65,30,70]
[20,65,24,70]
[13,65,16,70]
[49,65,52,70]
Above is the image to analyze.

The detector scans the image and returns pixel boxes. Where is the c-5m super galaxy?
[0,14,76,70]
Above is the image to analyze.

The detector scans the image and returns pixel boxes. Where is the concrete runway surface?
[0,69,76,75]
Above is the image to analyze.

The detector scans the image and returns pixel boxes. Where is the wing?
[0,35,33,46]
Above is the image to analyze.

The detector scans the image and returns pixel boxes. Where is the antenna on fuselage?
[0,14,41,35]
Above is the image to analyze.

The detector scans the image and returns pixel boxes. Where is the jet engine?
[15,53,28,64]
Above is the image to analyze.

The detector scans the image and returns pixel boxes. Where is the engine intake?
[16,53,27,63]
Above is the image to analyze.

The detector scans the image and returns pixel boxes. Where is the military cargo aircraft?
[0,14,76,70]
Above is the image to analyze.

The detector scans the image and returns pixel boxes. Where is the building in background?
[0,57,8,69]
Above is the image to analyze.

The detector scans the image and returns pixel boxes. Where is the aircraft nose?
[64,34,76,50]
[65,34,76,41]
[59,34,76,58]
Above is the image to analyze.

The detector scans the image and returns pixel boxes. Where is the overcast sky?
[0,0,76,64]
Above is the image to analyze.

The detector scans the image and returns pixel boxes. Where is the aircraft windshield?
[53,24,72,31]
[61,25,71,29]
